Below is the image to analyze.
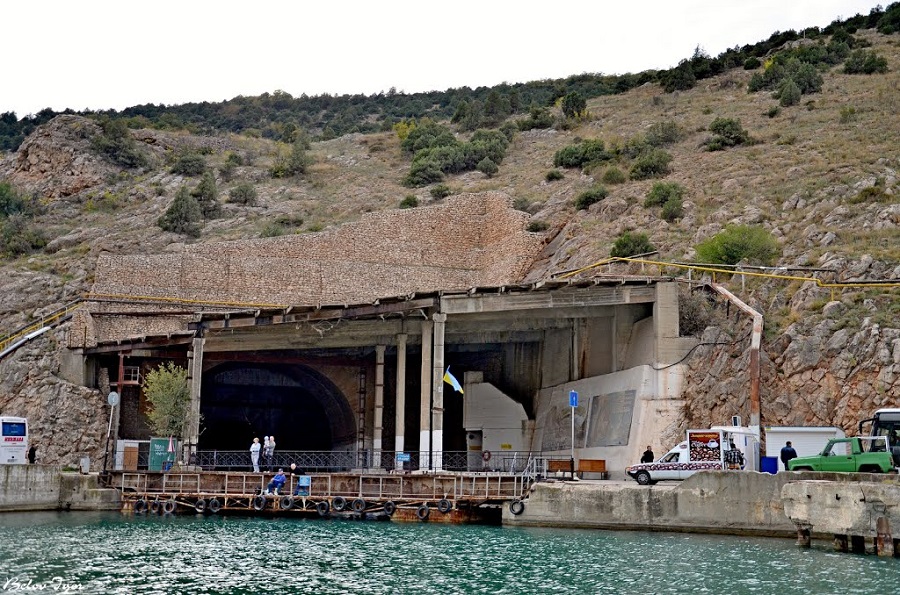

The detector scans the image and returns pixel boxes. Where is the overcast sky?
[4,1,884,117]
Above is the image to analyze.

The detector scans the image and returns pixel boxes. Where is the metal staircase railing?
[0,298,84,360]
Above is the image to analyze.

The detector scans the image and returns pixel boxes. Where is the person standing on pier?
[640,446,654,463]
[780,441,798,471]
[264,435,276,471]
[250,437,261,472]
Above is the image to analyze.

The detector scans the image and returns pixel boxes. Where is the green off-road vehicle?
[788,436,895,473]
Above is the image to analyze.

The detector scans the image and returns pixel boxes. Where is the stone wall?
[77,192,545,346]
[0,465,119,512]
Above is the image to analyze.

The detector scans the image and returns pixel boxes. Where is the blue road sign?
[569,390,578,407]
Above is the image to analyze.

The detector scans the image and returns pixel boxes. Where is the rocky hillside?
[1,29,898,462]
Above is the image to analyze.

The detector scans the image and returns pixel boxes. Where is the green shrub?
[629,149,673,180]
[171,153,206,176]
[430,184,452,199]
[644,182,684,207]
[839,106,857,123]
[399,195,419,209]
[705,118,750,151]
[844,49,889,74]
[553,138,609,169]
[777,78,802,107]
[260,222,287,237]
[561,92,587,119]
[0,181,28,218]
[610,231,655,258]
[645,121,683,147]
[403,159,443,186]
[90,117,148,169]
[545,169,564,182]
[574,185,608,210]
[191,171,221,219]
[526,220,550,232]
[849,185,888,204]
[270,139,312,178]
[695,224,779,265]
[477,157,499,177]
[0,215,46,258]
[517,106,555,131]
[228,182,258,205]
[158,186,202,237]
[767,105,781,118]
[660,197,683,222]
[743,57,761,70]
[601,167,626,185]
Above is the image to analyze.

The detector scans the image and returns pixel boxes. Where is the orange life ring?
[482,450,492,462]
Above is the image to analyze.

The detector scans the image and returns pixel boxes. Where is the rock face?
[0,331,105,467]
[0,115,114,198]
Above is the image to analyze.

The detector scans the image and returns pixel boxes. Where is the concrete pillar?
[185,337,204,466]
[431,313,447,471]
[833,534,848,552]
[395,334,407,470]
[373,344,386,469]
[419,320,433,469]
[876,517,894,557]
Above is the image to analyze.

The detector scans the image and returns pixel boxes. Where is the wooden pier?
[110,470,531,522]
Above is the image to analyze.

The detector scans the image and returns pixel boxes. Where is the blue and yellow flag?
[443,366,464,394]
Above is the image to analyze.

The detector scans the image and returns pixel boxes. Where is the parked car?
[787,437,894,473]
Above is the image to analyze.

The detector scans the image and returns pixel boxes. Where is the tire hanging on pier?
[332,496,347,512]
[316,500,330,517]
[149,500,161,514]
[194,499,207,514]
[252,495,267,511]
[437,499,453,514]
[163,500,177,514]
[133,499,147,514]
[351,498,367,513]
[280,495,294,510]
[383,500,396,516]
[509,499,525,516]
[416,504,430,521]
[207,498,221,514]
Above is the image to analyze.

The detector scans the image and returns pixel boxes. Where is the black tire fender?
[437,498,452,514]
[149,500,161,514]
[252,495,267,511]
[194,499,206,514]
[207,498,221,514]
[416,504,430,521]
[383,500,396,516]
[280,495,294,510]
[316,500,330,517]
[351,498,366,513]
[509,499,525,516]
[332,496,347,512]
[163,500,177,514]
[133,499,147,514]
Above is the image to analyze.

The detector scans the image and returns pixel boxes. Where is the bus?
[0,416,28,464]
[858,408,900,466]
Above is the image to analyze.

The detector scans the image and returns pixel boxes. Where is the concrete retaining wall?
[0,465,119,512]
[504,472,798,537]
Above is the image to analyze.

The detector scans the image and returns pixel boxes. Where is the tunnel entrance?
[199,362,356,451]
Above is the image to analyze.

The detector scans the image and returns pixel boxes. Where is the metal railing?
[0,298,83,359]
[131,449,550,474]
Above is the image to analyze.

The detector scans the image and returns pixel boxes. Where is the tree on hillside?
[561,92,587,119]
[191,171,222,219]
[158,186,202,237]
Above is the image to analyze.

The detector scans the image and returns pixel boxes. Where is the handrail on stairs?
[0,298,84,359]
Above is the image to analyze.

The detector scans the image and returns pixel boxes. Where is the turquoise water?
[0,512,897,594]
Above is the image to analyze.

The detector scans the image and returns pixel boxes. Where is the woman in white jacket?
[250,437,261,472]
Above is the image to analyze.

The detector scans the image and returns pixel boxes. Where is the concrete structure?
[504,472,798,536]
[58,194,696,474]
[0,465,119,512]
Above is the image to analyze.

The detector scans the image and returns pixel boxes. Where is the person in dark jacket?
[780,441,798,470]
[640,446,654,463]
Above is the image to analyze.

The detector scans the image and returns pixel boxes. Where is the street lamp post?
[102,391,120,478]
[569,390,578,479]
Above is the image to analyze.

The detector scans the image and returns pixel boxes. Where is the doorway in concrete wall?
[199,363,356,451]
